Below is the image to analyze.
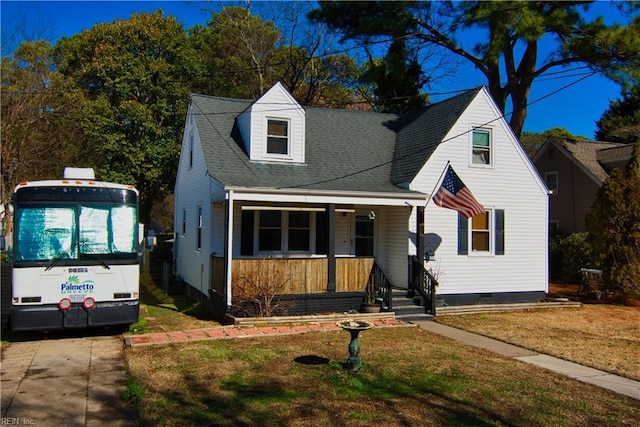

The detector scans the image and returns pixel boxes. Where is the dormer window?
[267,119,289,155]
[236,82,305,163]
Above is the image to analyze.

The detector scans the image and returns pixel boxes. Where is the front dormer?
[237,82,306,164]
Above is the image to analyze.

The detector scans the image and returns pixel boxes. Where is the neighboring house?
[533,137,637,234]
[173,82,548,316]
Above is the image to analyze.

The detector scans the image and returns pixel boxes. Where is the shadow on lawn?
[294,355,330,365]
[143,361,508,426]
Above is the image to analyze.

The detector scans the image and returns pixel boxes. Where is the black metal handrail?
[367,260,393,311]
[409,256,437,315]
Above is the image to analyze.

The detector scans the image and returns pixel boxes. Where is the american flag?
[433,165,484,219]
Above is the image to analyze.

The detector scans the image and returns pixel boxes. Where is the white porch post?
[225,190,234,307]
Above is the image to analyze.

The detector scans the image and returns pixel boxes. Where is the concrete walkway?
[413,319,640,401]
[126,317,640,401]
[1,333,137,426]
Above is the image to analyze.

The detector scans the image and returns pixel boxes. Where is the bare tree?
[1,41,86,236]
[1,2,57,57]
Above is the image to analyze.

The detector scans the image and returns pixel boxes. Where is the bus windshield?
[15,204,137,262]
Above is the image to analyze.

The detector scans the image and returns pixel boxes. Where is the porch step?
[389,289,582,319]
[390,288,431,320]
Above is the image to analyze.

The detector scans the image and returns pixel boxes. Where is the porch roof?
[223,185,428,206]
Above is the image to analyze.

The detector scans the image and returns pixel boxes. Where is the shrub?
[231,260,293,317]
[553,232,595,284]
[586,144,640,295]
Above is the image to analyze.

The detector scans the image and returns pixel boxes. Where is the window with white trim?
[243,210,314,255]
[458,209,505,256]
[471,211,491,252]
[472,129,491,165]
[266,119,289,155]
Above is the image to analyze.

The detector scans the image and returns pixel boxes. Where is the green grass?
[126,328,640,426]
[121,375,146,407]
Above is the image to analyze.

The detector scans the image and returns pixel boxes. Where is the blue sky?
[1,1,628,139]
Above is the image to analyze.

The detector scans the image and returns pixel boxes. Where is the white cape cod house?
[173,82,548,317]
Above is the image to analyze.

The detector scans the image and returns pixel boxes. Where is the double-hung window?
[471,211,491,252]
[472,129,492,165]
[266,119,289,155]
[458,209,504,256]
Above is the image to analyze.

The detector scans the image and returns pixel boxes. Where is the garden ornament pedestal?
[336,320,373,372]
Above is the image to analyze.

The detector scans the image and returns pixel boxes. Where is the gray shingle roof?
[597,143,637,163]
[190,87,482,194]
[391,88,482,184]
[552,138,627,183]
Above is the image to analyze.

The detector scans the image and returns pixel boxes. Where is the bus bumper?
[10,301,139,331]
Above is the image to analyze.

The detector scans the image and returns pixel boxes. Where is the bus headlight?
[82,297,96,310]
[58,298,72,311]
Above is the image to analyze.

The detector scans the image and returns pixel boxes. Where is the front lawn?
[436,304,640,381]
[125,326,639,426]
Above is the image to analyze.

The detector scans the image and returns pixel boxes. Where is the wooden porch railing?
[409,255,437,315]
[367,260,394,311]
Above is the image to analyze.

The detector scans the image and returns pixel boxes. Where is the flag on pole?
[433,165,485,219]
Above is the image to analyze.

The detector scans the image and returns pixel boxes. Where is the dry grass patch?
[436,304,640,381]
[126,327,640,426]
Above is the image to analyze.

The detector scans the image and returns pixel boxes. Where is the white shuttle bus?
[9,167,140,331]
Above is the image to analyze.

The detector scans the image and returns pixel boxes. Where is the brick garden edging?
[124,316,414,347]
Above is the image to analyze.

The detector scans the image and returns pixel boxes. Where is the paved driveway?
[1,330,136,426]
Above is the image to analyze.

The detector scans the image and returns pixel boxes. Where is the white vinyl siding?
[173,103,220,296]
[409,88,548,295]
[237,83,305,164]
[334,213,351,255]
[382,206,411,288]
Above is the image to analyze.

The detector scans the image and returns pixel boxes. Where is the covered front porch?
[207,187,428,317]
[210,256,391,316]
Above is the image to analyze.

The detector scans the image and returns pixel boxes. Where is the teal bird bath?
[336,320,373,372]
